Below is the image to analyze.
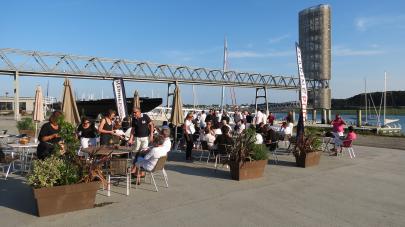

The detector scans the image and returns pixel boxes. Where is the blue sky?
[0,0,404,105]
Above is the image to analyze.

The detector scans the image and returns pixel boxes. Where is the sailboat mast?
[365,78,367,123]
[221,37,227,112]
[383,71,387,126]
[192,85,196,110]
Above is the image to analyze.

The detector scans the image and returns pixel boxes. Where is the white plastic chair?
[341,140,355,159]
[136,156,168,192]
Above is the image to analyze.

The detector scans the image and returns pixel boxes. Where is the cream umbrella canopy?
[133,90,141,110]
[61,78,80,126]
[33,86,45,142]
[170,83,184,150]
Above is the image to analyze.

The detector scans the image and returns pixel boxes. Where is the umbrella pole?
[173,127,178,152]
[35,122,38,143]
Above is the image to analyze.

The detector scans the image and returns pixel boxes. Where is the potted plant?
[27,117,100,217]
[16,118,35,137]
[293,128,322,168]
[227,128,268,181]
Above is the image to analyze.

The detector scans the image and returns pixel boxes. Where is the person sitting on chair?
[202,127,216,149]
[130,135,168,184]
[264,127,278,151]
[214,125,233,151]
[331,126,357,156]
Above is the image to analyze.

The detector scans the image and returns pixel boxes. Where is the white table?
[8,143,38,173]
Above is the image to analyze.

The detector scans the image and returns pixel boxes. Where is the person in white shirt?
[255,109,264,125]
[213,122,222,135]
[161,126,172,152]
[202,128,216,148]
[131,135,168,184]
[183,113,195,161]
[199,110,207,129]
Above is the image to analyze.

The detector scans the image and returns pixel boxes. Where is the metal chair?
[341,140,355,159]
[107,158,132,196]
[214,144,232,171]
[268,140,279,164]
[198,141,212,163]
[0,155,16,180]
[136,156,168,192]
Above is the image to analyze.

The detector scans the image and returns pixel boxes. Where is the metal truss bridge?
[0,48,321,89]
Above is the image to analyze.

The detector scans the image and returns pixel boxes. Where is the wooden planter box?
[33,181,100,217]
[295,151,321,168]
[229,160,267,181]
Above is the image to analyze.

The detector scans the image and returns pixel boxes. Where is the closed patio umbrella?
[61,78,80,126]
[133,90,141,110]
[33,86,45,142]
[169,83,184,151]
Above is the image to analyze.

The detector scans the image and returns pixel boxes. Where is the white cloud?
[268,34,290,44]
[333,45,384,56]
[229,50,294,58]
[162,46,222,62]
[355,15,405,31]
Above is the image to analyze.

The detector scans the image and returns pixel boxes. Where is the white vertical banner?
[112,78,127,120]
[295,43,308,122]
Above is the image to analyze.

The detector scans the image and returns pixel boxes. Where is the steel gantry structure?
[0,48,319,120]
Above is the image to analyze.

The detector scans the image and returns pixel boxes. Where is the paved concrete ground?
[1,145,405,227]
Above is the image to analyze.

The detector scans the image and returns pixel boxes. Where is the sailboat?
[378,72,399,127]
[363,73,400,127]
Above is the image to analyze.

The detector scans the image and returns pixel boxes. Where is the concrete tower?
[299,4,331,123]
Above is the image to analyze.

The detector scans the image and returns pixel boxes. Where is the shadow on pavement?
[0,176,37,216]
[268,159,297,167]
[165,163,230,180]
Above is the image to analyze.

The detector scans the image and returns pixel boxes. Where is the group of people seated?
[197,117,286,155]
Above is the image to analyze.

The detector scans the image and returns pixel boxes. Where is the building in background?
[299,4,332,123]
[0,96,57,116]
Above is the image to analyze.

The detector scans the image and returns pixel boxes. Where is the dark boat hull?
[53,98,162,119]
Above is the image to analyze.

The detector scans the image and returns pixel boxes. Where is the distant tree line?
[332,91,405,109]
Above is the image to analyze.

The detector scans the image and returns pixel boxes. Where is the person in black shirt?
[98,109,116,145]
[245,111,253,124]
[129,107,154,153]
[221,111,230,124]
[77,117,97,148]
[205,109,213,124]
[37,111,63,160]
[214,125,234,154]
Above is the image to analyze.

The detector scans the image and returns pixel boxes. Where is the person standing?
[233,109,242,124]
[183,113,195,161]
[221,111,230,124]
[267,112,275,126]
[331,114,346,137]
[128,107,154,153]
[199,110,207,129]
[255,109,264,125]
[37,111,63,160]
[205,109,213,125]
[330,114,346,152]
[98,109,116,145]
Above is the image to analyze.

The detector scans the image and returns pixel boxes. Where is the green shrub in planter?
[27,156,80,188]
[251,144,268,161]
[16,118,35,131]
[27,117,82,189]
